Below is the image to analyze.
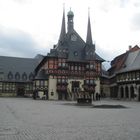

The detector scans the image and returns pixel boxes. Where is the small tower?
[67,9,74,32]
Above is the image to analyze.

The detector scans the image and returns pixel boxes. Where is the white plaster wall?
[95,78,100,94]
[48,76,58,100]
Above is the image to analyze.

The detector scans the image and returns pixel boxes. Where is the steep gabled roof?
[118,49,140,73]
[46,9,104,63]
[95,53,105,62]
[108,45,140,75]
[65,30,86,61]
[35,69,49,80]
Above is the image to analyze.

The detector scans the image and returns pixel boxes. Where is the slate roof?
[48,10,104,62]
[35,69,49,80]
[65,30,86,62]
[118,49,140,73]
[56,30,104,62]
[108,45,140,76]
[0,56,41,82]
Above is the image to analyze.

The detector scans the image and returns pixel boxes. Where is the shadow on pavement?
[61,103,128,109]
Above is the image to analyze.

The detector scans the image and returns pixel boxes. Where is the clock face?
[71,34,77,41]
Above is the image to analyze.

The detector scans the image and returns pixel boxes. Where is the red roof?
[108,45,140,75]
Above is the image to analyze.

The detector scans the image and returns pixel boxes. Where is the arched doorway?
[138,87,140,101]
[125,86,129,98]
[130,86,135,99]
[120,87,124,98]
[17,87,25,96]
[72,81,80,100]
[16,83,25,96]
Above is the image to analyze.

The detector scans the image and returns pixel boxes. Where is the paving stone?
[0,98,140,140]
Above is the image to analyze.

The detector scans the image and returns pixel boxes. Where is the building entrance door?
[72,81,80,99]
[72,81,80,92]
[16,83,25,96]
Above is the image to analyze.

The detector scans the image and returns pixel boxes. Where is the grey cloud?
[0,27,41,58]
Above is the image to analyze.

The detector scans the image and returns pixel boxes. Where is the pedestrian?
[96,92,98,101]
[98,94,101,100]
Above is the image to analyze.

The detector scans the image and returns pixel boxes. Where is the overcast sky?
[0,0,140,68]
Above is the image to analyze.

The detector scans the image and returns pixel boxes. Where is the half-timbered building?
[34,9,104,100]
[108,45,140,101]
[0,55,43,97]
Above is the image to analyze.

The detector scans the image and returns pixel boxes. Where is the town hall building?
[33,9,104,100]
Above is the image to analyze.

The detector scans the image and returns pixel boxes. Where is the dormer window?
[71,34,77,41]
[8,71,13,80]
[29,73,34,80]
[74,51,78,56]
[15,72,20,80]
[22,72,27,81]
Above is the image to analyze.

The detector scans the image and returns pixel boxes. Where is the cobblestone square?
[0,98,140,140]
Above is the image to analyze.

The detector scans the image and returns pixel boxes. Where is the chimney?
[129,45,132,50]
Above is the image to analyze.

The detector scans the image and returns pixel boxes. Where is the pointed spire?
[59,4,66,43]
[86,8,93,45]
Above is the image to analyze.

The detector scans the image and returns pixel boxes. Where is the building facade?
[0,55,43,97]
[108,46,140,101]
[33,9,104,100]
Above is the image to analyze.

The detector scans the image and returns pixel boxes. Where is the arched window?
[22,72,27,81]
[29,73,34,80]
[15,72,20,80]
[8,71,13,80]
